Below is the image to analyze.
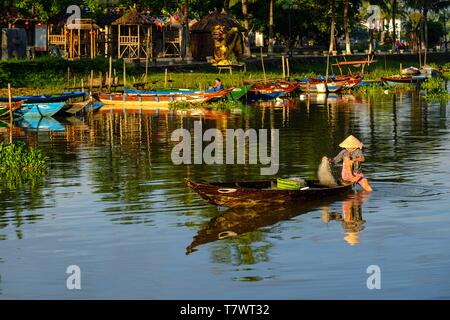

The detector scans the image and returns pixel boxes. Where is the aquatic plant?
[169,100,245,111]
[420,78,449,101]
[0,141,46,173]
[0,141,47,192]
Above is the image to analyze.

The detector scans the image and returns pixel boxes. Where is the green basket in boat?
[277,178,301,190]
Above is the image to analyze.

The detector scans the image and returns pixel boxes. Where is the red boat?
[247,81,297,101]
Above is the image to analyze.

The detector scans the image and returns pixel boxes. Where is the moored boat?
[15,102,66,117]
[124,85,253,102]
[185,178,354,208]
[246,81,296,101]
[0,101,25,117]
[0,91,86,103]
[381,75,426,85]
[297,81,344,93]
[95,88,234,110]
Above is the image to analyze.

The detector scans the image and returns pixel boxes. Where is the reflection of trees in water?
[0,174,46,241]
[0,128,83,241]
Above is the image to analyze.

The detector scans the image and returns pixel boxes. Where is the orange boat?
[95,88,234,110]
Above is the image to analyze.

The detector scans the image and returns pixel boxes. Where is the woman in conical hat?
[329,135,373,192]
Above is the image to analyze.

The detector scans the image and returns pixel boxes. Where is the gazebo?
[189,12,245,61]
[112,8,151,60]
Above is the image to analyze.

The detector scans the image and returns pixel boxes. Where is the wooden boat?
[15,102,66,117]
[247,82,296,101]
[296,75,362,90]
[95,88,234,110]
[355,80,385,87]
[65,101,91,114]
[381,75,426,85]
[65,101,103,114]
[124,85,253,102]
[297,81,344,93]
[0,91,86,103]
[185,178,354,208]
[227,85,254,101]
[0,101,25,117]
[186,196,350,254]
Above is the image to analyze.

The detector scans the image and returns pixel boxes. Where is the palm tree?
[391,0,397,49]
[405,0,450,64]
[343,0,351,54]
[329,0,336,53]
[268,0,274,54]
[229,0,252,57]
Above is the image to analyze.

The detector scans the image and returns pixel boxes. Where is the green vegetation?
[0,141,47,191]
[0,141,46,172]
[1,54,448,96]
[420,77,450,101]
[169,100,246,111]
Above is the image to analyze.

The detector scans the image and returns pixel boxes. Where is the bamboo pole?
[108,55,113,91]
[113,68,117,85]
[260,47,267,84]
[81,78,84,92]
[8,83,12,143]
[123,60,127,88]
[99,71,103,91]
[281,55,285,80]
[286,57,290,80]
[164,68,168,88]
[67,66,70,87]
[145,26,150,83]
[90,70,93,92]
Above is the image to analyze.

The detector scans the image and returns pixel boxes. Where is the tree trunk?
[242,0,251,57]
[423,7,428,65]
[184,0,192,58]
[344,0,351,54]
[380,17,385,44]
[368,28,374,54]
[392,0,396,49]
[329,0,336,53]
[224,0,230,13]
[268,0,274,54]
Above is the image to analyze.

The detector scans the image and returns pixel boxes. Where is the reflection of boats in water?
[15,116,65,131]
[186,195,350,254]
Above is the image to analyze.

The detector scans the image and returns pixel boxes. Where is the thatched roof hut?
[190,12,245,61]
[190,12,245,33]
[112,8,151,60]
[111,8,150,26]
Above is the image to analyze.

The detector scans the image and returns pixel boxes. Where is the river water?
[0,90,449,299]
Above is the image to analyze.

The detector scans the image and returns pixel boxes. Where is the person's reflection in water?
[321,191,370,246]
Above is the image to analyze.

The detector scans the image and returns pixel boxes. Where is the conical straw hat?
[344,232,360,246]
[339,135,363,149]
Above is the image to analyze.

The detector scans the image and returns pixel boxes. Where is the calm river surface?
[1,90,449,299]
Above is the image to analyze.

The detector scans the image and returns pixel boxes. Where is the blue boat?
[0,91,86,103]
[355,80,385,87]
[15,102,66,117]
[15,116,65,131]
[85,101,104,111]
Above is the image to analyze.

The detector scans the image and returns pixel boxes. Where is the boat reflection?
[186,194,352,255]
[15,116,65,131]
[321,191,370,245]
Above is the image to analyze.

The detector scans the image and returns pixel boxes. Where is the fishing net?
[318,156,338,187]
